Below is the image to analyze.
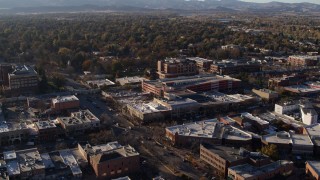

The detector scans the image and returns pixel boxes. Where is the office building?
[34,120,59,141]
[200,144,270,178]
[142,74,241,97]
[268,74,305,89]
[261,131,314,155]
[51,95,80,111]
[4,148,46,179]
[187,57,213,71]
[7,65,38,95]
[157,58,198,79]
[210,62,261,75]
[228,160,294,180]
[126,100,171,122]
[58,109,100,134]
[115,76,147,86]
[303,124,320,155]
[288,55,320,66]
[165,119,252,147]
[78,141,140,179]
[252,89,279,101]
[0,64,12,86]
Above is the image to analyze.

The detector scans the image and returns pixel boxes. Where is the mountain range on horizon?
[0,0,319,13]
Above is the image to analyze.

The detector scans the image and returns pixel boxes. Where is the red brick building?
[165,119,252,147]
[210,62,261,75]
[157,58,198,79]
[34,121,60,141]
[51,95,80,111]
[142,74,241,97]
[288,55,319,66]
[200,144,270,178]
[78,141,140,179]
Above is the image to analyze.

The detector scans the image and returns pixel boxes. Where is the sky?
[241,0,320,4]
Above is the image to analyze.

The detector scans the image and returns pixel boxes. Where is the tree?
[39,72,48,93]
[260,144,279,160]
[82,59,92,71]
[51,74,66,89]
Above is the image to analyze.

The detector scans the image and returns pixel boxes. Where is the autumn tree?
[260,144,279,160]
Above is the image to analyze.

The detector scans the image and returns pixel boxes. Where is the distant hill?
[0,0,319,14]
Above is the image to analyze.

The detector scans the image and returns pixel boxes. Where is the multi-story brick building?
[0,64,12,86]
[268,74,306,89]
[7,65,39,95]
[252,89,279,101]
[142,74,241,97]
[157,58,198,79]
[210,62,262,75]
[78,141,140,179]
[261,131,314,155]
[303,124,320,156]
[4,148,46,179]
[58,109,100,134]
[228,160,294,180]
[51,95,80,111]
[34,120,60,141]
[0,118,30,146]
[288,55,320,66]
[200,144,270,178]
[187,57,213,71]
[166,119,252,147]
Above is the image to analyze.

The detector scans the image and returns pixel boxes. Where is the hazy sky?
[241,0,320,4]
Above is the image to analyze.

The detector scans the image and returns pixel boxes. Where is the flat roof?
[262,131,292,144]
[229,160,293,179]
[52,95,79,104]
[40,153,55,169]
[289,55,319,60]
[6,160,20,176]
[201,144,244,162]
[127,101,170,114]
[203,91,245,103]
[166,119,222,139]
[241,112,269,126]
[17,148,45,173]
[71,148,88,166]
[84,141,139,158]
[284,85,320,93]
[112,176,131,180]
[228,94,255,101]
[116,76,147,86]
[9,65,37,76]
[222,126,252,141]
[166,119,251,141]
[35,120,57,130]
[3,151,17,160]
[158,97,199,107]
[305,123,320,137]
[71,109,99,123]
[254,88,278,94]
[87,79,115,87]
[91,141,123,153]
[59,109,100,127]
[187,57,213,63]
[59,150,82,176]
[307,161,320,175]
[146,74,240,88]
[291,134,313,147]
[220,116,236,123]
